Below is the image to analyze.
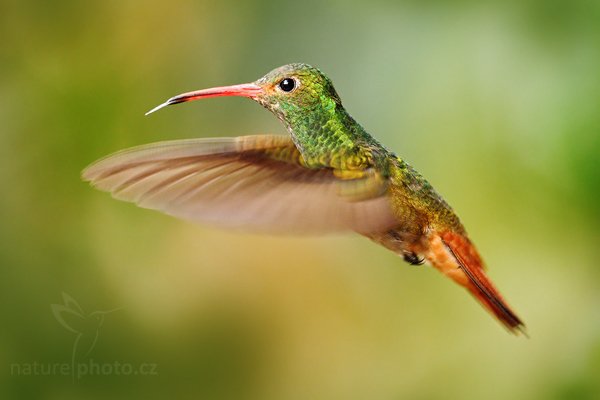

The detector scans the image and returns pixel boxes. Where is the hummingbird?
[82,63,525,334]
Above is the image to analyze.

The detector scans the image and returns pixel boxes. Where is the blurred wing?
[82,135,397,234]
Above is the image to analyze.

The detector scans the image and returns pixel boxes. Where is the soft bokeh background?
[1,0,599,399]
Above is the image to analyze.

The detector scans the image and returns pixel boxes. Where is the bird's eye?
[278,78,296,92]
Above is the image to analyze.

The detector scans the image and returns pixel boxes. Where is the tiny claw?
[403,252,424,266]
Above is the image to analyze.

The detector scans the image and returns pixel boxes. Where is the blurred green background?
[1,0,599,399]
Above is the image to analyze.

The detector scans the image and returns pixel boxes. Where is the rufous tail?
[427,231,525,335]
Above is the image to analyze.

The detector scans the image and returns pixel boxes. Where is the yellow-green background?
[1,0,599,399]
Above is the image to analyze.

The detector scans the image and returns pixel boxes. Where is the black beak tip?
[145,96,188,116]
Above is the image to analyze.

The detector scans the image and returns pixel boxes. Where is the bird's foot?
[403,252,424,266]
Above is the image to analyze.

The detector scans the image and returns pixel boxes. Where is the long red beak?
[145,83,263,115]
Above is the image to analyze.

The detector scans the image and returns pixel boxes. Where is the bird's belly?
[364,219,430,265]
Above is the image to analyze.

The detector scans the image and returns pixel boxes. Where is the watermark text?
[11,359,158,379]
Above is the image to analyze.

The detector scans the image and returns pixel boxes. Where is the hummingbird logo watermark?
[10,293,158,380]
[51,292,121,381]
[51,293,120,364]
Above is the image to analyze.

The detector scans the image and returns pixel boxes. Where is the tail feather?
[428,231,525,335]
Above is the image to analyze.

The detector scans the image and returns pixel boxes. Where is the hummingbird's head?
[145,63,342,123]
[252,63,342,119]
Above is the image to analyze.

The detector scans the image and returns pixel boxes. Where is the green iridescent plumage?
[257,63,461,234]
[258,64,381,169]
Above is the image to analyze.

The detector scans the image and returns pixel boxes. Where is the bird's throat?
[279,102,378,170]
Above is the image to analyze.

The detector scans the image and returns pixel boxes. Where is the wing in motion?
[82,135,397,234]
